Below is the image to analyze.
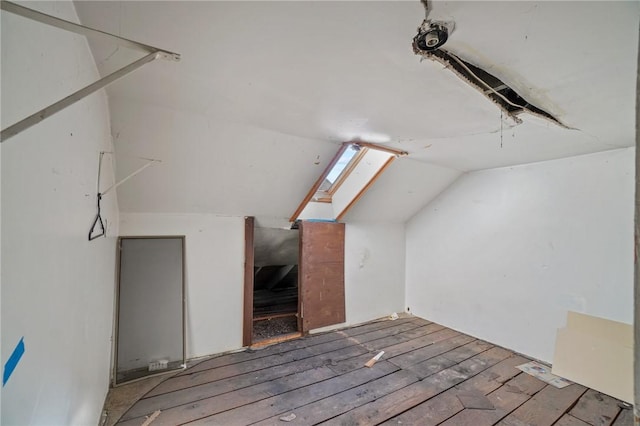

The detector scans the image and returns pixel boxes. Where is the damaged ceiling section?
[412,0,565,128]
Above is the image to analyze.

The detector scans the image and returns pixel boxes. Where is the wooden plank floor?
[115,317,633,426]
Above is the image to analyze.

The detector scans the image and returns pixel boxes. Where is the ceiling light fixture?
[413,20,455,52]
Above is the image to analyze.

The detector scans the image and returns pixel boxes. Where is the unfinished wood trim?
[140,411,161,426]
[250,332,303,349]
[243,217,255,347]
[253,312,298,322]
[336,156,396,221]
[289,143,349,222]
[355,142,408,157]
[326,147,368,196]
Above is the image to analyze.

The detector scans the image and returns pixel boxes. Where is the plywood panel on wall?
[300,222,346,331]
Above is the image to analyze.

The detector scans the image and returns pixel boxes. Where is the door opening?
[242,218,346,346]
[252,226,301,343]
[114,236,185,385]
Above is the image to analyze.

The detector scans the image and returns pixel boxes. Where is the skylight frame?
[316,146,368,201]
[289,142,408,222]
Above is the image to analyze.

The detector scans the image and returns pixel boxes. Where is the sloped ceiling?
[73,1,639,223]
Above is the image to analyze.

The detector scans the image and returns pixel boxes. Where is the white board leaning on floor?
[552,311,632,404]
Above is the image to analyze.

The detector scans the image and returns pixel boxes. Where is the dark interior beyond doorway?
[252,228,300,342]
[254,265,298,317]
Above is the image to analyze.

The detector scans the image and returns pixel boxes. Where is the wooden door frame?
[243,218,345,343]
[242,217,255,347]
[242,216,302,347]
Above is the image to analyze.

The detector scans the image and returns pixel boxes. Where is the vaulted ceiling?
[73,1,639,224]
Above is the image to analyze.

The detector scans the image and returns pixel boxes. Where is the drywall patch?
[3,337,25,386]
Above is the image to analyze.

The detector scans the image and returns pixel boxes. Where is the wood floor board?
[388,334,476,369]
[405,340,493,380]
[375,327,460,358]
[120,366,339,426]
[441,339,494,364]
[111,317,630,426]
[251,369,420,426]
[497,383,588,426]
[409,316,433,326]
[555,414,594,426]
[438,370,548,426]
[119,365,335,423]
[336,317,419,337]
[381,388,464,426]
[569,389,622,426]
[185,361,400,425]
[612,407,634,426]
[145,335,373,398]
[396,322,446,340]
[121,345,368,421]
[381,354,522,425]
[454,355,530,394]
[179,318,417,377]
[331,320,422,349]
[319,347,513,425]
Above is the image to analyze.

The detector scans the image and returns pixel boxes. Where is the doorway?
[251,225,301,343]
[114,236,185,384]
[243,218,345,346]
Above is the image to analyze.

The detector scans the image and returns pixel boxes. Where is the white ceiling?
[73,1,639,223]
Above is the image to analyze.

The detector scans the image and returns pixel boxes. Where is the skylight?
[289,142,408,223]
[317,144,366,195]
[322,145,360,188]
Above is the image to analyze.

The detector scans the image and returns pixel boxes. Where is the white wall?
[406,148,634,362]
[344,223,406,326]
[298,201,334,221]
[0,87,3,426]
[121,215,406,345]
[119,213,245,358]
[1,2,118,424]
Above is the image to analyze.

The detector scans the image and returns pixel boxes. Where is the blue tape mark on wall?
[3,337,25,386]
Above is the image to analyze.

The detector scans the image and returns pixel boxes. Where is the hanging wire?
[88,193,106,240]
[89,151,108,240]
[88,152,161,241]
